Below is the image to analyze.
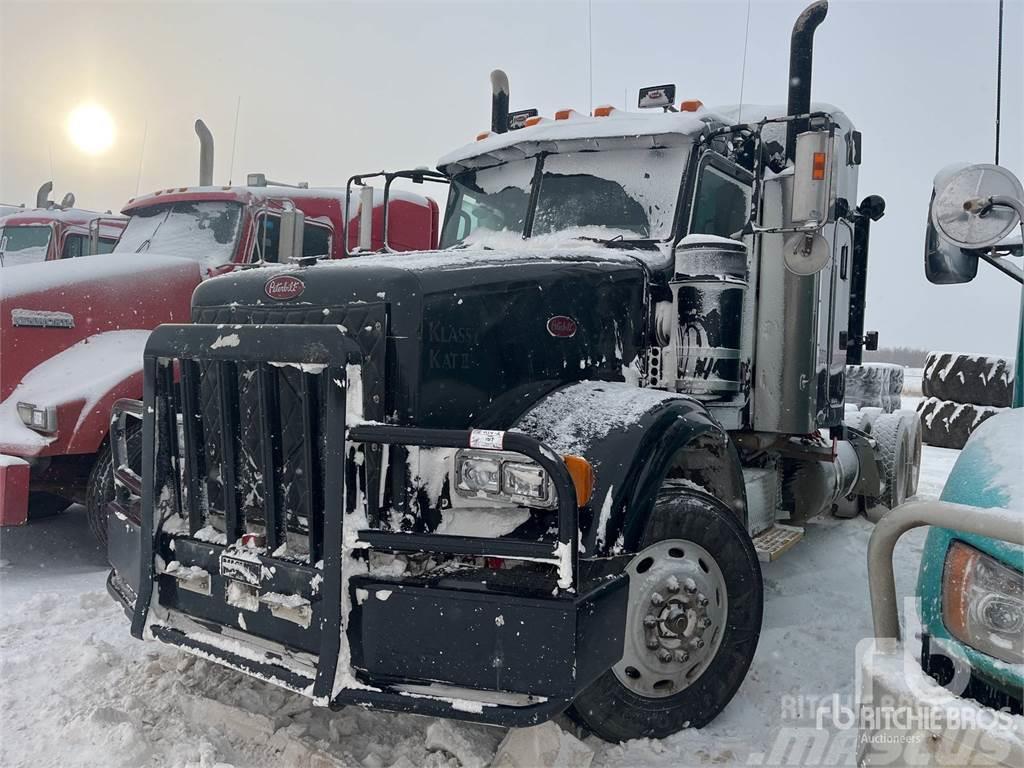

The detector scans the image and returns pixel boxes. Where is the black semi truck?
[105,1,921,742]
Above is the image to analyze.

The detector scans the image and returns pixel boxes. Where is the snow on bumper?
[0,454,29,526]
[858,640,1024,767]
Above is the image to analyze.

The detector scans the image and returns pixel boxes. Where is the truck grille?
[155,306,386,564]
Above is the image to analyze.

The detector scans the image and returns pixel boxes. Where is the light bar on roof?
[638,84,676,109]
[507,109,538,131]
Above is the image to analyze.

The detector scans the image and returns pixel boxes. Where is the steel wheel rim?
[613,539,729,698]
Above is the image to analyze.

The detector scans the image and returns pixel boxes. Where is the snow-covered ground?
[0,446,960,768]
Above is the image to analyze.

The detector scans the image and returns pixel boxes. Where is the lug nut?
[690,637,705,650]
[646,638,660,649]
[650,592,665,606]
[657,649,673,663]
[643,615,657,628]
[666,577,680,593]
[698,594,709,607]
[684,579,697,595]
[699,617,713,629]
[674,650,690,663]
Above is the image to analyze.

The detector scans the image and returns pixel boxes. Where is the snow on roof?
[0,206,125,227]
[438,109,710,172]
[1,252,201,298]
[123,184,353,214]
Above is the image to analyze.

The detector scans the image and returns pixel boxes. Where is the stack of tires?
[846,363,903,413]
[918,352,1014,449]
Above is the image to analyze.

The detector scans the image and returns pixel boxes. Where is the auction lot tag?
[469,429,505,450]
[219,553,261,586]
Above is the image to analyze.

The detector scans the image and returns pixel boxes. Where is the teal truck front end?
[859,164,1024,766]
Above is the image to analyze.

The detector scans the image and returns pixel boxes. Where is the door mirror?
[925,163,1024,285]
[277,206,305,263]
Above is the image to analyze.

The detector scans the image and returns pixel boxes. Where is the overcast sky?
[1,0,1021,355]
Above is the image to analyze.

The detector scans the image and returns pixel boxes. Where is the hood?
[192,247,651,428]
[1,253,201,402]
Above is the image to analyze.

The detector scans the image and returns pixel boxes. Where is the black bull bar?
[107,323,627,726]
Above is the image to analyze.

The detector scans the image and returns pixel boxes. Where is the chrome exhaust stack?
[785,1,829,160]
[490,70,509,135]
[195,119,214,186]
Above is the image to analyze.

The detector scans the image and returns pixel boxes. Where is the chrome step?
[752,524,804,563]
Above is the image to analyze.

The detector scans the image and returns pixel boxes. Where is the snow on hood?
[969,408,1024,510]
[0,329,150,450]
[0,253,201,299]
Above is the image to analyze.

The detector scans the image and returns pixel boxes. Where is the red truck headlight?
[16,402,58,434]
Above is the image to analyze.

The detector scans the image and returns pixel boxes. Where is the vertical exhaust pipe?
[195,119,214,186]
[786,1,829,160]
[60,192,76,209]
[490,69,509,134]
[36,181,53,209]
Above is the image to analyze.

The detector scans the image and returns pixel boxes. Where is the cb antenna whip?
[995,0,1004,164]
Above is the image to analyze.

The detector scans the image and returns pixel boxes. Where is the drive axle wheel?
[569,491,763,742]
[614,539,728,698]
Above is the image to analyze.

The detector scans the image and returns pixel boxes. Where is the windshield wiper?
[573,235,658,250]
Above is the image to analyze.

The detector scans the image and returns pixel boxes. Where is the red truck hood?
[0,253,202,452]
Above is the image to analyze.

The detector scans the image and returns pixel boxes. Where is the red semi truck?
[0,122,439,536]
[0,183,127,267]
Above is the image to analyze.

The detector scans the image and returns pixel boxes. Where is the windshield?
[440,160,535,247]
[534,147,687,240]
[114,201,243,267]
[0,225,52,266]
[440,145,689,248]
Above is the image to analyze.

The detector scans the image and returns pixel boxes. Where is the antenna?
[587,0,593,113]
[228,95,241,186]
[737,0,752,123]
[995,0,1003,164]
[135,120,148,196]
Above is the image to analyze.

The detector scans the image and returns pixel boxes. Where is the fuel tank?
[190,248,649,428]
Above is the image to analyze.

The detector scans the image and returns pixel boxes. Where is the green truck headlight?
[16,402,58,434]
[943,540,1024,664]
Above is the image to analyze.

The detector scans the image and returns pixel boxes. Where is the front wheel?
[568,491,763,742]
[85,422,142,546]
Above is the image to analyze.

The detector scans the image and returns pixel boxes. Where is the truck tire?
[568,490,763,742]
[865,413,913,522]
[922,352,1014,407]
[899,410,923,497]
[916,397,1003,450]
[85,422,142,547]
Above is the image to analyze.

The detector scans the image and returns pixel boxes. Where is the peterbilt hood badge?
[265,275,305,301]
[546,315,577,338]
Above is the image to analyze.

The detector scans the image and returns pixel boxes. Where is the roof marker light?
[476,131,492,141]
[524,115,544,127]
[554,109,581,121]
[592,105,616,117]
[680,100,704,112]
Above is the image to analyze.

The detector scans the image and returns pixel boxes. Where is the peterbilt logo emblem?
[546,315,577,338]
[265,275,305,300]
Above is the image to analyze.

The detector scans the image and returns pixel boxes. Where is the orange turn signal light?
[680,99,704,112]
[562,455,594,507]
[554,108,576,121]
[812,152,827,180]
[942,540,974,640]
[592,105,615,117]
[524,115,544,127]
[476,131,492,142]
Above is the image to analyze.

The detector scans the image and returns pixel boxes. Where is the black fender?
[512,381,746,557]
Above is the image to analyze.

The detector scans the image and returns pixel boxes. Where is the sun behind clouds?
[66,103,115,155]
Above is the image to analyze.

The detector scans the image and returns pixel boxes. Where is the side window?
[302,221,331,259]
[61,234,88,259]
[253,214,282,263]
[96,238,117,254]
[690,164,752,239]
